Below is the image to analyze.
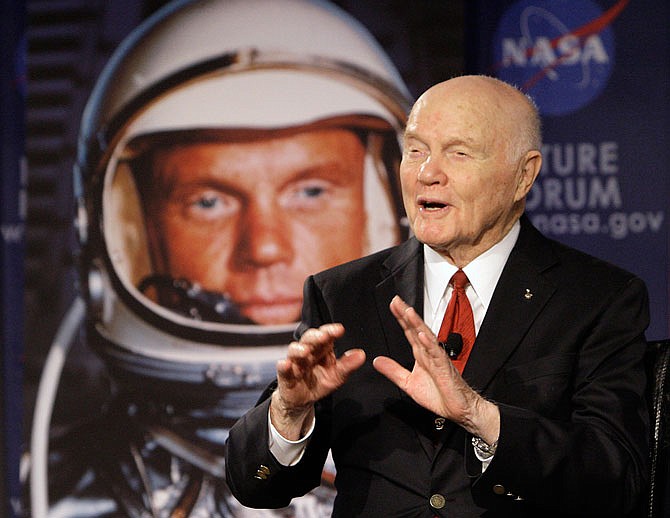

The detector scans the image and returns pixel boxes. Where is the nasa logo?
[493,0,626,116]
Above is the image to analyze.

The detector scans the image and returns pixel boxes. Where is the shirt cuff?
[474,445,494,472]
[267,408,315,466]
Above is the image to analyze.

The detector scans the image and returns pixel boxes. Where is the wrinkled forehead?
[405,87,512,149]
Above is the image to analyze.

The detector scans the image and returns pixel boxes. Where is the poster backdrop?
[1,0,26,515]
[466,0,670,339]
[21,1,460,517]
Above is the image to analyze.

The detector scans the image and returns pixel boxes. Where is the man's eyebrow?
[402,132,473,149]
[283,162,359,185]
[402,131,425,143]
[164,178,240,197]
[443,137,473,149]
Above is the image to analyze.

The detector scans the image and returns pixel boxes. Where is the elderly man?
[226,75,649,517]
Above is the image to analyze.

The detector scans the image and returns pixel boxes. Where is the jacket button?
[429,493,446,509]
[493,484,506,495]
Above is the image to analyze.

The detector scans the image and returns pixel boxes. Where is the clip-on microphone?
[439,332,463,359]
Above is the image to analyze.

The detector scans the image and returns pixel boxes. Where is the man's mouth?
[238,297,302,325]
[418,197,448,211]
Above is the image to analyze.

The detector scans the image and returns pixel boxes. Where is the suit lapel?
[374,238,423,371]
[372,238,437,459]
[463,217,559,392]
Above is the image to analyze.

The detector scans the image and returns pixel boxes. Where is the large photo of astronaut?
[23,0,461,515]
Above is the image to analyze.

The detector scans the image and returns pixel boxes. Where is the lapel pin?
[524,288,533,300]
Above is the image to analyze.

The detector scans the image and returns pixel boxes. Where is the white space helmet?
[75,0,411,402]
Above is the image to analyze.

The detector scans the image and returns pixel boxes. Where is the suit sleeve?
[469,276,650,515]
[225,276,333,509]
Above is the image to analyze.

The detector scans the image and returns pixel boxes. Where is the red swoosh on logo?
[491,0,629,91]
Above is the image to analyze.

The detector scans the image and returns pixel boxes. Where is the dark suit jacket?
[226,216,650,517]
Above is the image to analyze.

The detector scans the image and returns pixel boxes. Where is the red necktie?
[437,269,476,373]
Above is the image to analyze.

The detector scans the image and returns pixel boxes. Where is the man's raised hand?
[271,323,365,440]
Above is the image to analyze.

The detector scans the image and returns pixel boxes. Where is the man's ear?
[514,150,542,201]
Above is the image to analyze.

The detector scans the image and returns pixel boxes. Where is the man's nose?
[235,202,292,267]
[417,155,446,185]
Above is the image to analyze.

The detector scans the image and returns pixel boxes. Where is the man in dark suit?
[225,75,650,517]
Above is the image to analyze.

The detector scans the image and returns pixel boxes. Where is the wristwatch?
[471,436,498,459]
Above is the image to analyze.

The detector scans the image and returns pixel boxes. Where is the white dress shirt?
[269,221,521,467]
[423,220,520,335]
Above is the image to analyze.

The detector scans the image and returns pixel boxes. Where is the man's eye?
[301,186,326,198]
[281,180,334,209]
[292,180,331,200]
[450,149,470,159]
[193,195,219,209]
[405,147,425,158]
[178,190,238,220]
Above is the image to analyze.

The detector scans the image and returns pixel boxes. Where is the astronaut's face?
[143,128,367,325]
